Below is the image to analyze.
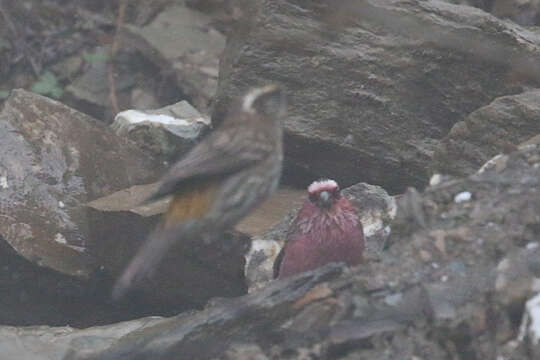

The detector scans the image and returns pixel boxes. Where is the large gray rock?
[65,47,135,120]
[444,0,540,26]
[185,0,248,34]
[0,89,162,326]
[120,3,226,113]
[491,0,540,25]
[431,89,540,177]
[0,89,160,277]
[213,0,540,192]
[0,316,164,360]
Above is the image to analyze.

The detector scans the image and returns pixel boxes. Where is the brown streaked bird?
[274,179,365,279]
[112,85,286,299]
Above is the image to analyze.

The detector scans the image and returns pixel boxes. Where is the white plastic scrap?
[518,290,540,345]
[0,176,8,189]
[115,110,192,126]
[454,191,472,203]
[54,233,67,244]
[429,173,442,186]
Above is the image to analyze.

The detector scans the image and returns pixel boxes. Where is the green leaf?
[82,50,109,64]
[31,71,64,99]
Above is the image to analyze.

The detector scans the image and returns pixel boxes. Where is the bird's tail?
[111,222,196,300]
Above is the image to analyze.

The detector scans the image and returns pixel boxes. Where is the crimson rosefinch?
[274,179,365,279]
[113,84,286,299]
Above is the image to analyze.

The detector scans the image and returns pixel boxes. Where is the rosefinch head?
[274,179,365,279]
[113,84,286,299]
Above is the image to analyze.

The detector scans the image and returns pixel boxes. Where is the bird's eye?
[333,188,341,198]
[309,193,318,203]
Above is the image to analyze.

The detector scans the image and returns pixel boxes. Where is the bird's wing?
[273,210,306,278]
[148,125,272,201]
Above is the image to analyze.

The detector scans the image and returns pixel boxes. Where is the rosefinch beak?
[318,190,331,208]
[113,85,286,299]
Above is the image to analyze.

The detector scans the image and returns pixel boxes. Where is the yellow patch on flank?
[164,181,219,226]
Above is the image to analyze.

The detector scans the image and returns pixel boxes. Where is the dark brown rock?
[0,89,162,326]
[119,3,226,114]
[214,0,540,192]
[64,46,135,120]
[432,90,540,177]
[0,89,160,276]
[444,0,540,26]
[491,0,540,25]
[185,0,248,34]
[86,183,250,312]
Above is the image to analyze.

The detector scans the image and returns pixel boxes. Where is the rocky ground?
[0,0,540,359]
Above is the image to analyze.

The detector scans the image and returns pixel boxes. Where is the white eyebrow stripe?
[242,85,278,114]
[308,179,338,194]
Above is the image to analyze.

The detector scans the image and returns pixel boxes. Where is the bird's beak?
[319,191,331,208]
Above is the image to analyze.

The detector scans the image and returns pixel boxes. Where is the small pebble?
[454,191,471,203]
[429,173,442,186]
[54,233,67,244]
[0,176,8,189]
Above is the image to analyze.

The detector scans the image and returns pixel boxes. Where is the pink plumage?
[275,179,365,279]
